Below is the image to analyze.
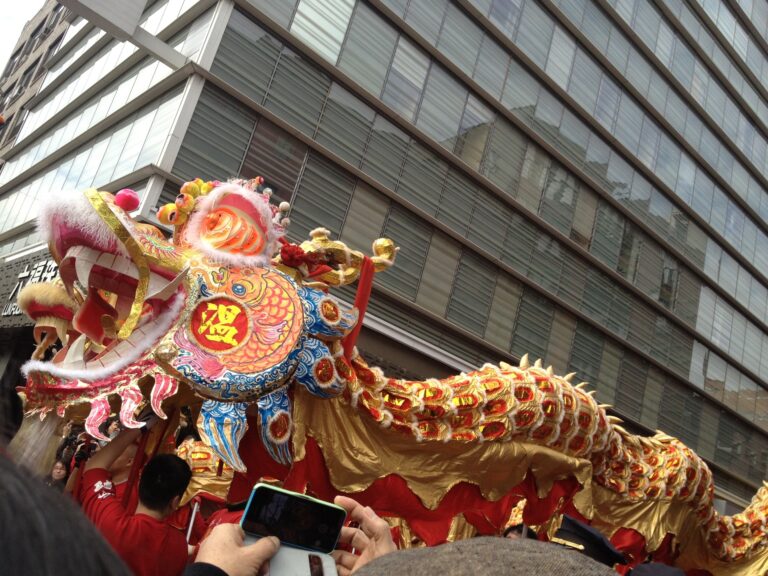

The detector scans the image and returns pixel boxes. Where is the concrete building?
[0,1,70,167]
[0,0,767,510]
[0,0,70,435]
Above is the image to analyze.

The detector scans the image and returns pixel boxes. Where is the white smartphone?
[241,483,346,576]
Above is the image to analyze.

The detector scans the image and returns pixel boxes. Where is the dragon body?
[15,180,768,574]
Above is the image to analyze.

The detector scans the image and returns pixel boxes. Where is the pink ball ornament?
[114,188,140,211]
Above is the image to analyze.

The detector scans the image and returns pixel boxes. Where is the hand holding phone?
[195,523,279,576]
[241,484,347,576]
[331,496,397,576]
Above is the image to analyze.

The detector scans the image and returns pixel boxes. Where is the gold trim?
[85,190,150,339]
[550,537,584,551]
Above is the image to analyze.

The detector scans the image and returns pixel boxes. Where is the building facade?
[0,1,70,166]
[0,0,70,437]
[1,0,767,509]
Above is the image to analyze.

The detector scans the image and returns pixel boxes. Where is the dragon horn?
[117,386,145,429]
[150,373,178,419]
[84,397,111,441]
[519,354,530,370]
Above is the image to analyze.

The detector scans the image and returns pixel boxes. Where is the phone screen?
[242,486,346,553]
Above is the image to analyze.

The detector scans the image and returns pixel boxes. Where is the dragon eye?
[157,203,179,225]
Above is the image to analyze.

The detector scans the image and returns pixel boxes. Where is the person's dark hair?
[98,416,118,438]
[175,423,201,447]
[138,454,191,511]
[503,524,538,539]
[0,455,131,575]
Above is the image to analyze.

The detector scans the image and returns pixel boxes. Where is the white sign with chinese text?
[1,259,59,317]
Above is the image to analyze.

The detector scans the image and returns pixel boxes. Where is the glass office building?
[1,0,767,508]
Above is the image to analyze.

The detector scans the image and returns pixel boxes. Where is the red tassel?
[342,256,375,360]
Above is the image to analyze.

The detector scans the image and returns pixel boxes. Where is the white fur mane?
[37,189,129,256]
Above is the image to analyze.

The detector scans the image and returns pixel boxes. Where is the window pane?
[502,59,539,125]
[568,320,604,388]
[382,38,429,121]
[361,116,410,190]
[511,287,554,360]
[338,4,397,96]
[590,201,623,268]
[378,204,433,300]
[241,118,307,203]
[316,83,375,167]
[212,11,281,105]
[416,66,467,148]
[455,95,493,170]
[397,142,448,215]
[290,0,354,63]
[515,0,553,68]
[473,35,509,99]
[545,26,575,89]
[174,85,256,182]
[438,4,483,75]
[481,118,527,194]
[290,153,355,239]
[489,0,523,37]
[264,47,331,135]
[446,250,497,335]
[405,0,447,45]
[251,0,297,27]
[539,164,577,234]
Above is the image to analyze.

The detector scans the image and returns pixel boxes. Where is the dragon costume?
[14,179,768,575]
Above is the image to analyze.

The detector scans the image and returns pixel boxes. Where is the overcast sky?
[0,1,48,79]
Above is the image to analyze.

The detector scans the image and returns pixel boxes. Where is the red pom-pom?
[114,188,140,211]
[280,243,307,267]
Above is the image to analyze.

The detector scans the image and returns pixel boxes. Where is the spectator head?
[109,442,138,477]
[138,454,191,515]
[356,537,616,576]
[107,419,120,436]
[503,523,537,540]
[51,460,68,481]
[0,455,131,575]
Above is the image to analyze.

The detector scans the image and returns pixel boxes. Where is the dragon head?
[20,178,395,470]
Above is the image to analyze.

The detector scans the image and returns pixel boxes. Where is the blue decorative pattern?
[199,399,249,471]
[176,361,297,400]
[293,336,343,398]
[299,286,358,338]
[257,387,293,465]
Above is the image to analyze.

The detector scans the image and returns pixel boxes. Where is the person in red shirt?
[81,426,192,576]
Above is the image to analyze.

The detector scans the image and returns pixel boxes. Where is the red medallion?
[190,297,250,352]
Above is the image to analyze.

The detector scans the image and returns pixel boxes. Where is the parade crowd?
[1,413,682,576]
